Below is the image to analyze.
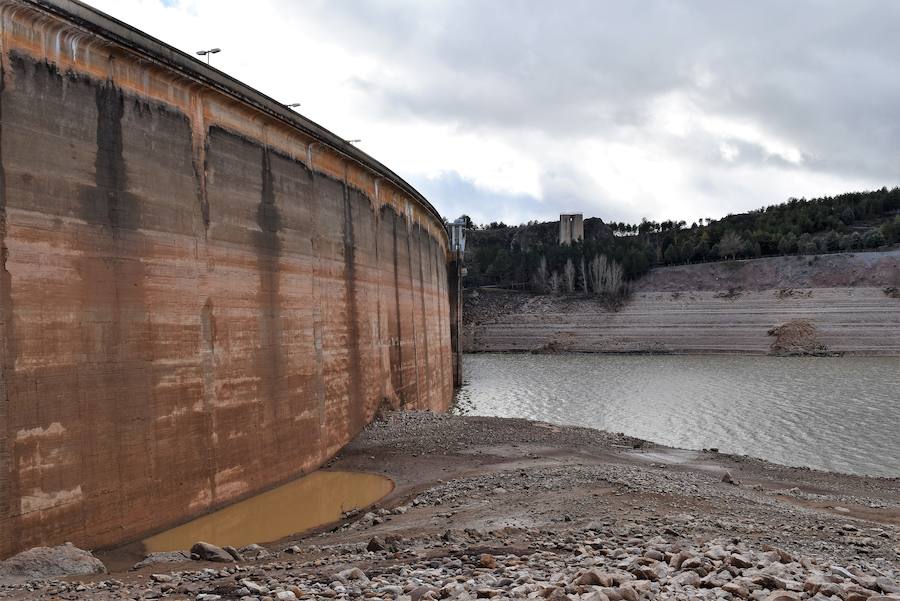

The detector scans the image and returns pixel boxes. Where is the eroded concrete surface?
[0,1,452,557]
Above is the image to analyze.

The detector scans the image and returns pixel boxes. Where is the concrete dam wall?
[0,0,454,558]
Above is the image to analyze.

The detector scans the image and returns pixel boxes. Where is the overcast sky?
[86,0,899,226]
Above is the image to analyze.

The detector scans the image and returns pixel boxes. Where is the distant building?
[559,213,584,245]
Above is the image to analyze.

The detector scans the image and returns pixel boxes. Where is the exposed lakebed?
[455,353,900,477]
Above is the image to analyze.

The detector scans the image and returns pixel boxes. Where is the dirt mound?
[767,319,829,356]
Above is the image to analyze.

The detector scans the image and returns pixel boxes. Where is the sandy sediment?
[464,251,900,355]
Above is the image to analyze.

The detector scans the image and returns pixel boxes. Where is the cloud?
[83,0,900,224]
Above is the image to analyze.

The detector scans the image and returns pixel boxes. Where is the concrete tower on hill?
[559,213,584,245]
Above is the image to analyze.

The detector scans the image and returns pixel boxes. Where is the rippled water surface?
[455,354,900,477]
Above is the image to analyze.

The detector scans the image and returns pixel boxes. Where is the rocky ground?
[0,412,897,601]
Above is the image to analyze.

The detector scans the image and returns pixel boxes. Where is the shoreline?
[1,412,897,599]
[462,349,900,357]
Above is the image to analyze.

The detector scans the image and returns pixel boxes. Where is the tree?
[563,259,576,293]
[863,228,884,248]
[663,244,679,264]
[718,231,745,259]
[548,271,561,295]
[531,255,548,293]
[579,258,589,294]
[797,233,817,255]
[778,233,797,255]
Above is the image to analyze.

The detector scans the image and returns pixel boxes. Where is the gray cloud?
[100,0,900,223]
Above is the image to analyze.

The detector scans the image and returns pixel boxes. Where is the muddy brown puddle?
[141,471,393,554]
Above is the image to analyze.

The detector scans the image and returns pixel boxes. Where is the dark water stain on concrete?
[342,186,364,434]
[385,206,404,401]
[415,225,432,407]
[193,135,210,231]
[84,81,139,231]
[254,149,286,442]
[74,76,153,534]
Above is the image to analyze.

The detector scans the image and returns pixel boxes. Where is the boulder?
[0,543,106,580]
[132,551,191,570]
[239,544,272,560]
[190,541,235,563]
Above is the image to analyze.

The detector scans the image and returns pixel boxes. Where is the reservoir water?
[455,353,900,478]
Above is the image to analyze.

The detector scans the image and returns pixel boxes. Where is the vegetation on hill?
[457,187,900,295]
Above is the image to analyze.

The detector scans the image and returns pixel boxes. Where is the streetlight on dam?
[286,103,301,109]
[345,139,361,145]
[196,48,221,64]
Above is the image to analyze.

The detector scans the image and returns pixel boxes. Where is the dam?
[0,0,455,558]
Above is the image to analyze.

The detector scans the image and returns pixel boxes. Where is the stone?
[274,592,297,601]
[241,580,267,595]
[644,549,665,561]
[223,546,244,561]
[337,567,369,582]
[674,571,702,587]
[877,580,900,595]
[575,571,615,587]
[367,536,386,552]
[722,472,737,485]
[0,543,107,580]
[724,581,750,598]
[190,542,234,563]
[670,550,693,570]
[479,553,497,569]
[132,551,191,570]
[729,553,754,568]
[763,592,801,601]
[239,544,272,560]
[409,585,433,601]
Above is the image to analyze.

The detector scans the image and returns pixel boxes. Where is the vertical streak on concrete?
[189,94,209,232]
[405,214,420,406]
[0,61,15,559]
[342,182,364,433]
[391,214,404,403]
[79,77,152,537]
[430,238,449,404]
[199,298,218,503]
[255,148,284,461]
[310,173,326,430]
[416,227,432,408]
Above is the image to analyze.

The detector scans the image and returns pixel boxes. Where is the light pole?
[196,48,221,65]
[345,139,361,145]
[286,103,301,109]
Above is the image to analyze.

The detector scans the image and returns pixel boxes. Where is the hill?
[461,187,900,291]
